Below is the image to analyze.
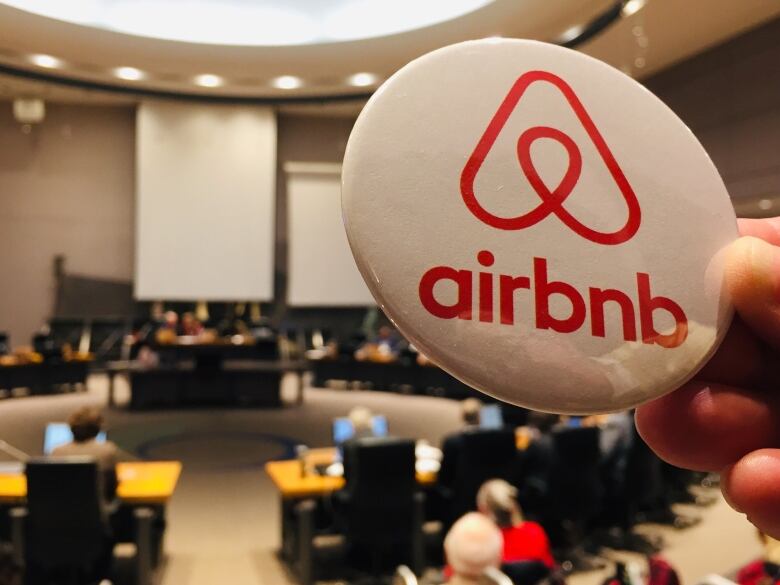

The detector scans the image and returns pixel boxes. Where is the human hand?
[636,217,780,538]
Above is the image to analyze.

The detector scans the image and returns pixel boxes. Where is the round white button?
[342,39,737,414]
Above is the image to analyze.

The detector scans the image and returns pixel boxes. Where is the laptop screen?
[480,404,504,429]
[332,415,389,445]
[43,423,106,455]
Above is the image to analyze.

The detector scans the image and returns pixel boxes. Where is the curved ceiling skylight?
[0,0,497,46]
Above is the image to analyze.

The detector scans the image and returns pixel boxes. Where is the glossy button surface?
[342,39,737,413]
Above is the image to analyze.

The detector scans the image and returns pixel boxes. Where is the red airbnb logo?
[460,70,641,245]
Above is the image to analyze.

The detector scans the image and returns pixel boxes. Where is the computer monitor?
[332,415,389,445]
[480,404,504,429]
[43,423,106,455]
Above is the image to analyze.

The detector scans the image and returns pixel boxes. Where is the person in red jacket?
[476,479,555,568]
[737,532,780,585]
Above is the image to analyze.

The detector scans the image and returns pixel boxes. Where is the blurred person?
[737,531,780,585]
[477,479,554,569]
[347,406,375,440]
[460,398,482,427]
[438,398,484,487]
[162,310,178,331]
[444,512,503,585]
[355,325,405,361]
[179,311,203,336]
[51,406,120,500]
[374,325,404,354]
[135,341,159,368]
[517,412,559,521]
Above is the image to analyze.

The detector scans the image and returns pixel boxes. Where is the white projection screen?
[135,101,276,300]
[286,162,374,306]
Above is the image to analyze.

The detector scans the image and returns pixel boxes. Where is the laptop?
[332,415,389,445]
[480,404,504,429]
[43,422,106,455]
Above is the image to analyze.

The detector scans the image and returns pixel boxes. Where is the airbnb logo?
[418,251,688,349]
[416,70,688,348]
[460,70,641,245]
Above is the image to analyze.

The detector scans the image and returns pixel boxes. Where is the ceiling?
[0,0,498,46]
[0,0,777,102]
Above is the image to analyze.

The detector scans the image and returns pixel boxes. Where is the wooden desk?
[266,448,435,563]
[265,447,436,500]
[0,461,182,505]
[0,361,88,395]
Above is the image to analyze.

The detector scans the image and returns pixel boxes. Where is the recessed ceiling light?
[194,74,223,88]
[622,0,648,18]
[272,75,303,90]
[348,72,378,87]
[114,66,145,81]
[558,25,584,44]
[759,199,773,211]
[634,56,646,68]
[29,54,62,69]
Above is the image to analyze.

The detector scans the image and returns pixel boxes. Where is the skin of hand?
[636,217,780,538]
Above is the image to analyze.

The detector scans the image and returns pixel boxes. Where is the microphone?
[0,440,29,462]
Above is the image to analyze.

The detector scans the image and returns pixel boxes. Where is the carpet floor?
[0,374,762,585]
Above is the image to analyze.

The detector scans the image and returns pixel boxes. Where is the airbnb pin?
[342,39,737,413]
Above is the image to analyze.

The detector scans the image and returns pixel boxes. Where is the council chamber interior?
[0,1,779,585]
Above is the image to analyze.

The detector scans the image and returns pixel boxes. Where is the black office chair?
[10,458,155,585]
[0,333,9,356]
[296,437,424,585]
[501,560,551,585]
[544,426,604,570]
[600,420,665,553]
[31,333,61,362]
[441,427,518,527]
[13,458,111,585]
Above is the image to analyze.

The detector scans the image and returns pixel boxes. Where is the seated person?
[518,411,559,513]
[50,406,120,500]
[135,341,159,368]
[331,407,383,479]
[348,406,377,440]
[737,531,780,585]
[476,479,554,569]
[438,398,483,488]
[179,311,204,337]
[373,325,404,353]
[444,512,503,585]
[355,325,405,362]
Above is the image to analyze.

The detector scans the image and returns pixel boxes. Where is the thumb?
[726,236,780,350]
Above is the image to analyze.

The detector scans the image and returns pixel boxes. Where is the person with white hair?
[347,406,375,439]
[444,512,504,585]
[476,479,554,569]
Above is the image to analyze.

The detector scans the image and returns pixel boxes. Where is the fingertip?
[722,449,780,539]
